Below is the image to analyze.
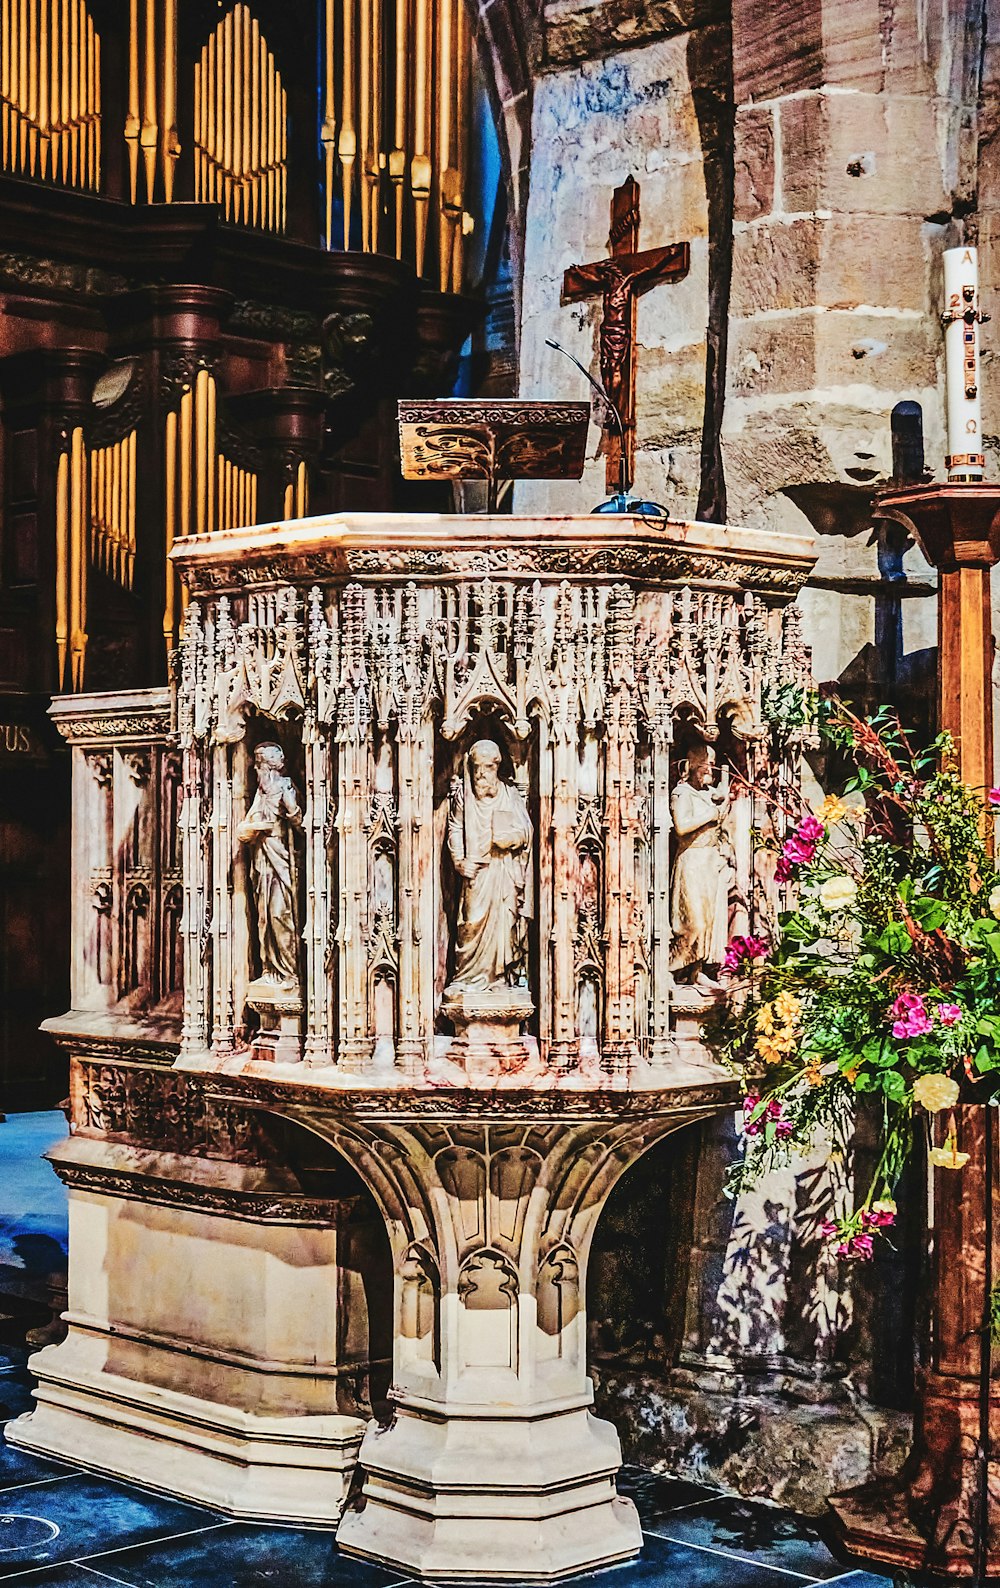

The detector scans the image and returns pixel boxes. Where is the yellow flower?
[756,1004,776,1036]
[928,1144,970,1169]
[819,876,858,912]
[844,1065,859,1084]
[816,795,849,825]
[773,991,801,1025]
[804,1063,824,1087]
[912,1073,961,1113]
[755,1034,787,1066]
[989,884,1000,919]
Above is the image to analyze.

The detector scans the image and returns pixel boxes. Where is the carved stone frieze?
[77,1060,273,1162]
[52,1159,353,1226]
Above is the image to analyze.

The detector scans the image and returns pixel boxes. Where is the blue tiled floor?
[0,1112,905,1586]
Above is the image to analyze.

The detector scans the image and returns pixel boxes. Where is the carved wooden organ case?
[174,531,814,1073]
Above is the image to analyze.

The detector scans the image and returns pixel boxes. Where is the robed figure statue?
[237,742,303,991]
[669,742,735,991]
[447,740,533,992]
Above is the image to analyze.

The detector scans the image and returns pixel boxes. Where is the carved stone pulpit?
[11,510,817,1582]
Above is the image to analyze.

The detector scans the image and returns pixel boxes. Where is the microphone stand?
[544,338,668,517]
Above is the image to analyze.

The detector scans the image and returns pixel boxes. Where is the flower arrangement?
[720,701,1000,1258]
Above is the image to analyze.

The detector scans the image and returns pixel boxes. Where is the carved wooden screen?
[1,0,101,189]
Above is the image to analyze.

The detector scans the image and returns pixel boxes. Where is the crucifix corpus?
[563,175,690,495]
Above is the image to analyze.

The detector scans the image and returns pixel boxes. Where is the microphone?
[544,336,667,518]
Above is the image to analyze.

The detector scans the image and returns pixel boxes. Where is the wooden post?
[830,481,1000,1577]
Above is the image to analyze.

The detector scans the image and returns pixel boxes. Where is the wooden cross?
[563,176,690,494]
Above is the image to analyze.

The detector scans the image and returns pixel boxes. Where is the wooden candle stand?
[829,481,1000,1579]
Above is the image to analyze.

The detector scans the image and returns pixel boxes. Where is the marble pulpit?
[9,511,817,1582]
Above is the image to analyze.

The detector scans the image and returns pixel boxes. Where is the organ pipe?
[162,371,259,657]
[2,0,100,189]
[193,4,286,234]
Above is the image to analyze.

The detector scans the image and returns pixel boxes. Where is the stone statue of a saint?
[237,742,303,993]
[447,740,533,992]
[669,743,735,992]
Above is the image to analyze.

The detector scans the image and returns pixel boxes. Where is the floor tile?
[822,1574,894,1586]
[618,1465,723,1526]
[0,1474,219,1578]
[0,1570,137,1587]
[73,1522,411,1588]
[646,1496,842,1580]
[0,1377,37,1423]
[0,1432,79,1492]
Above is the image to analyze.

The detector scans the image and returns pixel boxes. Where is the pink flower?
[721,934,770,976]
[937,1003,962,1027]
[775,857,792,884]
[889,992,933,1039]
[861,1207,896,1230]
[743,1096,794,1140]
[798,815,824,843]
[742,1094,763,1136]
[989,788,1000,807]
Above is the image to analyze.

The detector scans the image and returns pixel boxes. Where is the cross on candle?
[943,246,988,483]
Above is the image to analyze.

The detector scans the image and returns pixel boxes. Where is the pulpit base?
[8,1347,364,1524]
[337,1396,642,1582]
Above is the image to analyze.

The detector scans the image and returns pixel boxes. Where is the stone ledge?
[593,1363,911,1516]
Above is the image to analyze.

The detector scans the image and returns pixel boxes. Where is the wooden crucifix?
[563,176,690,494]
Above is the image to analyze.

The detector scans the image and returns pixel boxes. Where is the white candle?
[944,245,985,482]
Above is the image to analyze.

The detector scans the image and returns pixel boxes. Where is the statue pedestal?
[247,980,303,1064]
[440,986,538,1087]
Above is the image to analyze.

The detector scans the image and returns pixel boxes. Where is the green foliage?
[720,701,1000,1257]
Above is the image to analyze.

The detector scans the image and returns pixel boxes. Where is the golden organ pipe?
[242,9,250,217]
[58,0,67,179]
[179,386,192,540]
[55,448,69,689]
[370,0,382,249]
[222,8,232,217]
[38,0,48,177]
[164,410,176,651]
[194,370,207,536]
[124,0,138,197]
[139,0,155,199]
[214,22,223,206]
[280,83,286,230]
[339,0,355,248]
[69,0,79,185]
[232,3,242,222]
[162,0,177,201]
[250,472,256,522]
[18,0,27,170]
[128,430,136,587]
[206,374,216,533]
[87,12,95,188]
[69,428,85,691]
[27,0,37,174]
[2,0,9,170]
[453,0,469,293]
[322,0,334,248]
[359,0,371,250]
[193,59,200,199]
[251,16,260,226]
[412,0,431,276]
[282,481,293,519]
[94,28,101,186]
[437,0,455,291]
[390,0,406,258]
